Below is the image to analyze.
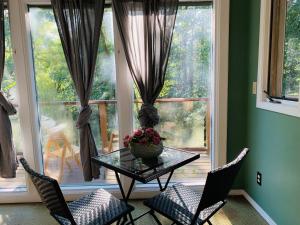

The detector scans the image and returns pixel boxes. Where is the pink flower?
[153,130,160,138]
[153,137,161,145]
[139,138,147,145]
[134,129,143,137]
[145,128,155,136]
[123,134,133,147]
[124,140,129,147]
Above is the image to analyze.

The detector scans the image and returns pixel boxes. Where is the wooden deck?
[0,151,211,189]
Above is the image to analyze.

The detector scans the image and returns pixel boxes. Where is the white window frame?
[212,0,229,169]
[0,0,229,203]
[256,0,300,117]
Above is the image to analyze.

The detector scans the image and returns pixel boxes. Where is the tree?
[283,0,300,97]
[2,10,16,98]
[5,5,214,149]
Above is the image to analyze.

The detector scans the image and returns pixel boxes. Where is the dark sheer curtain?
[0,0,17,178]
[51,0,105,181]
[113,0,178,128]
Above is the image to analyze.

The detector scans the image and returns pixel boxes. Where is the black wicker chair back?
[197,148,249,212]
[19,158,76,224]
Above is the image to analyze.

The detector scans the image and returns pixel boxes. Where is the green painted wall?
[245,0,300,224]
[227,0,250,187]
[228,0,300,224]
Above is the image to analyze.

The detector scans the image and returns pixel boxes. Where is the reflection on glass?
[29,7,118,185]
[0,10,25,190]
[134,4,213,183]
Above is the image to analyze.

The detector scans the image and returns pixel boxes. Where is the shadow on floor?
[0,196,268,225]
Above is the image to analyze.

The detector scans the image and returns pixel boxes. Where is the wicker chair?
[144,148,249,225]
[19,158,134,225]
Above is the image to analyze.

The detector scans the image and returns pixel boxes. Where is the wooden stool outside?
[44,125,80,183]
[103,132,119,153]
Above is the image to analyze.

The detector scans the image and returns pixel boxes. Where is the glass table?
[92,147,200,224]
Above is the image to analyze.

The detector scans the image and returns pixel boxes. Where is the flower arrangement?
[123,128,162,148]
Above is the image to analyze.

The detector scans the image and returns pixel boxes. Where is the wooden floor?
[0,151,211,189]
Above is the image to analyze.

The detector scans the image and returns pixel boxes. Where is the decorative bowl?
[129,142,163,159]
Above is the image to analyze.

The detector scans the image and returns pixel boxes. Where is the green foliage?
[2,10,16,98]
[155,5,212,137]
[161,5,212,100]
[27,7,119,147]
[5,6,213,149]
[283,0,300,97]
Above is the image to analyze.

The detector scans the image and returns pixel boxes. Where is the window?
[0,0,230,201]
[29,6,118,186]
[268,0,300,101]
[257,0,300,117]
[0,9,25,190]
[134,3,213,184]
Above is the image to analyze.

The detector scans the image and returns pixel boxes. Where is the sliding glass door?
[27,2,213,188]
[0,9,25,191]
[28,6,119,186]
[1,0,227,198]
[134,3,213,184]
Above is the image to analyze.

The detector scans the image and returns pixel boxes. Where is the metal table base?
[115,170,175,225]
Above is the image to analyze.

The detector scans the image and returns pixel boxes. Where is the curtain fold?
[113,0,179,128]
[0,0,17,178]
[51,0,105,181]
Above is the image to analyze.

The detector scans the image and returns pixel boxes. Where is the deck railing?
[41,98,210,152]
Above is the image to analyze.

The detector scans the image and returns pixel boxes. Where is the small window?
[267,0,300,102]
[257,0,300,117]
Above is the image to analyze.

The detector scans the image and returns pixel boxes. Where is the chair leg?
[120,215,128,225]
[74,154,81,167]
[150,210,163,225]
[117,219,121,225]
[58,153,65,183]
[65,160,72,171]
[128,212,135,225]
[44,141,52,172]
[207,220,213,225]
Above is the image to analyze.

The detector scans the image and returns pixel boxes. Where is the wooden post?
[98,103,108,149]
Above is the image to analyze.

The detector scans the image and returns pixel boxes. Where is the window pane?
[134,4,213,183]
[0,10,25,190]
[29,7,118,186]
[282,0,300,98]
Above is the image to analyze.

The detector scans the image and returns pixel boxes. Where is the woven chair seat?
[144,184,223,225]
[20,157,134,225]
[55,189,133,225]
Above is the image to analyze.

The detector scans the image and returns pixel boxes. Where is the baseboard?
[230,189,277,225]
[229,189,244,195]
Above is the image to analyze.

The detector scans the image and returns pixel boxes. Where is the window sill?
[256,99,300,117]
[0,186,27,193]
